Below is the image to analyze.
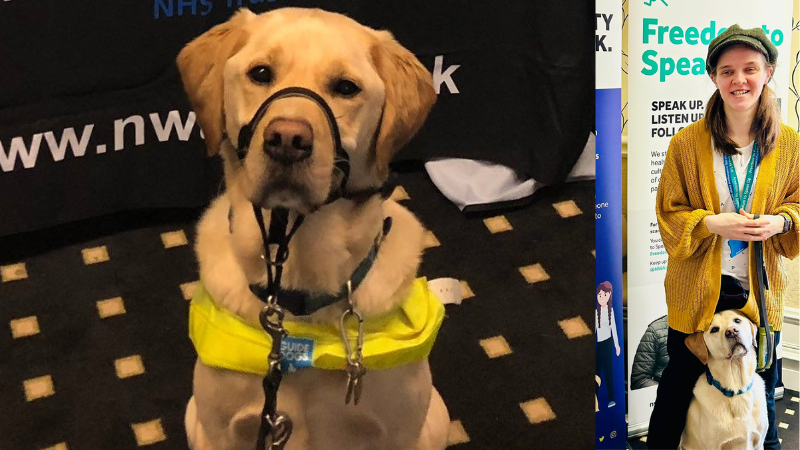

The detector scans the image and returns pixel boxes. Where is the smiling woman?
[649,24,799,450]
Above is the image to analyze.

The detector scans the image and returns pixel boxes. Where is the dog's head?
[177,8,435,213]
[685,310,758,365]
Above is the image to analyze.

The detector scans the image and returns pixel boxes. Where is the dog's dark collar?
[328,175,397,205]
[705,367,755,397]
[249,216,393,317]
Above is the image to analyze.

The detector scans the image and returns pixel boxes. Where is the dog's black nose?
[263,119,313,165]
[725,326,739,338]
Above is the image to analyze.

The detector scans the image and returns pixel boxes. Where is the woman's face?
[597,290,611,307]
[710,45,774,114]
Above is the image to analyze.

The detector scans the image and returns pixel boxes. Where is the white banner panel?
[597,0,622,90]
[627,0,792,433]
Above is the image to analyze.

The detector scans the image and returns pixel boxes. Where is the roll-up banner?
[0,1,593,237]
[626,0,792,435]
[595,0,625,448]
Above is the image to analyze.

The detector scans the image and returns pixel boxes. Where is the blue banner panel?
[595,87,625,449]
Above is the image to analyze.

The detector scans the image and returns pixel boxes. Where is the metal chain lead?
[256,297,294,450]
[340,280,366,405]
[250,207,307,450]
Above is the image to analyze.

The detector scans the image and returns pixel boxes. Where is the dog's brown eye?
[734,318,741,323]
[332,79,361,97]
[248,65,273,85]
[710,326,719,333]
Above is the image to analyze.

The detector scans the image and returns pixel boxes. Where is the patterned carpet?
[0,170,595,450]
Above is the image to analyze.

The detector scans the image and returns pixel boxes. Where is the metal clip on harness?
[340,281,366,405]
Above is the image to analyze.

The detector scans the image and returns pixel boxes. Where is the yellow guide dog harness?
[189,277,445,375]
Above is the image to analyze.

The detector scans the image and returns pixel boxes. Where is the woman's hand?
[704,211,773,241]
[737,210,784,239]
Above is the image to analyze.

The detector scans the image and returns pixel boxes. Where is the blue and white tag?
[729,240,747,258]
[280,337,314,373]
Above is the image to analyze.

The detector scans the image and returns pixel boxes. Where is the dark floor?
[0,171,596,449]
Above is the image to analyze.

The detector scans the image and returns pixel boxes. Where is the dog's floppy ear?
[685,332,709,365]
[176,9,254,156]
[370,31,436,180]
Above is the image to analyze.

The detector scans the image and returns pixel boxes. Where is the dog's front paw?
[214,285,267,329]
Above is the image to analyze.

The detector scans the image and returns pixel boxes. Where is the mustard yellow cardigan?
[656,120,799,333]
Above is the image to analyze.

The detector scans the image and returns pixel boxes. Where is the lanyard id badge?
[723,141,758,257]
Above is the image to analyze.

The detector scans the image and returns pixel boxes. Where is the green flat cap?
[706,24,778,74]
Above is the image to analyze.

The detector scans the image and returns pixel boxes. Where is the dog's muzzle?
[236,86,351,202]
[262,118,314,165]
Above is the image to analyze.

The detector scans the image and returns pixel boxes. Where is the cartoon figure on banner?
[595,281,620,409]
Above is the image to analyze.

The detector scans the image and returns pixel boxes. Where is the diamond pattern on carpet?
[0,173,594,449]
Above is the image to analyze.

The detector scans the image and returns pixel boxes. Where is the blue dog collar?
[705,368,754,397]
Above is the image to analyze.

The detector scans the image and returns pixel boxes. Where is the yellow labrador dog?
[681,310,768,450]
[177,7,448,450]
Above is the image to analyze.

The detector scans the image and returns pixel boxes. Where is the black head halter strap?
[236,86,350,199]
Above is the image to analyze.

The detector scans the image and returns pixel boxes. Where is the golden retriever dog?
[176,7,448,450]
[681,310,768,450]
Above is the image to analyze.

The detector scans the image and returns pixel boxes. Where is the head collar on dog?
[234,86,393,205]
[236,86,354,204]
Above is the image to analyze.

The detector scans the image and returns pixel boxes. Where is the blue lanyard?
[722,141,758,212]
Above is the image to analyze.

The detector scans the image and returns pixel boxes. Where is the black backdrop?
[0,0,594,237]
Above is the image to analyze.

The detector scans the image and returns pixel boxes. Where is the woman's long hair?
[596,281,613,328]
[705,57,780,159]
